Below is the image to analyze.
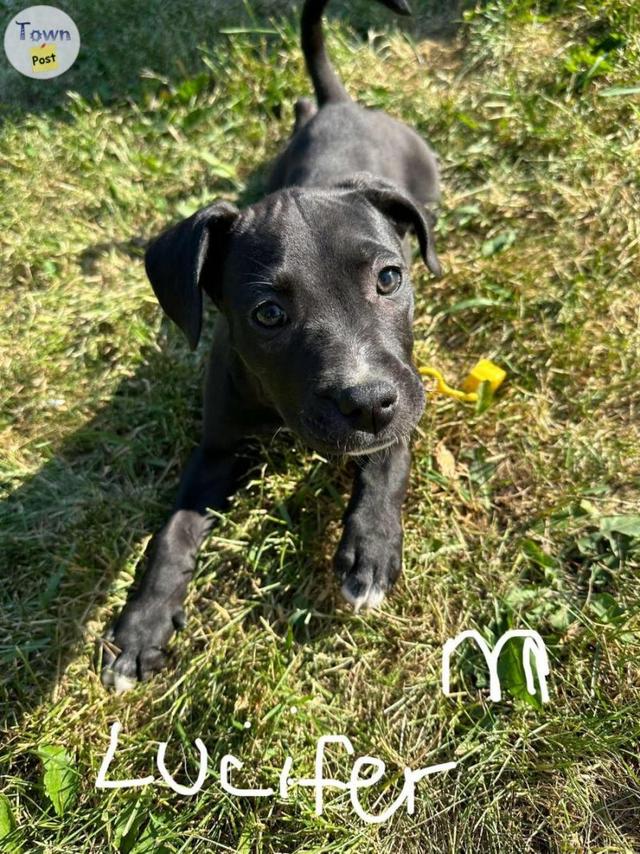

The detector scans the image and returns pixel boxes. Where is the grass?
[1,0,640,850]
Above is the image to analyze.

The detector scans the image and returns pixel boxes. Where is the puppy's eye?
[377,266,403,295]
[252,301,288,329]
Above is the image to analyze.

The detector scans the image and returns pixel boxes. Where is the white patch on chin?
[346,439,396,457]
[340,580,387,613]
[102,667,137,694]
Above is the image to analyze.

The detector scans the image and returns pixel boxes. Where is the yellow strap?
[419,359,506,404]
[419,366,478,402]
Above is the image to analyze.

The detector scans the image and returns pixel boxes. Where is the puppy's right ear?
[145,201,239,350]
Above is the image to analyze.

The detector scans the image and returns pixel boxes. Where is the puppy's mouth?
[298,413,402,457]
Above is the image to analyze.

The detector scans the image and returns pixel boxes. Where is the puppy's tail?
[301,0,412,107]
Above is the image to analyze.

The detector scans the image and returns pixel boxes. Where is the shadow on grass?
[1,328,349,730]
[594,787,640,847]
[0,0,466,120]
[217,452,350,643]
[1,338,192,723]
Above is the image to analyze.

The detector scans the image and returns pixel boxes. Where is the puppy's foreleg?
[334,442,411,611]
[101,443,246,691]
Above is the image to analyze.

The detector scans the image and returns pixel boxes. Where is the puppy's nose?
[336,382,398,433]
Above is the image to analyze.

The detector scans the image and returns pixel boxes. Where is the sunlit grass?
[1,0,639,850]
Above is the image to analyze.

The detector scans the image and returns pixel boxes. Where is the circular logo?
[4,5,80,79]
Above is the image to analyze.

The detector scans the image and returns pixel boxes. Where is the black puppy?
[102,0,441,691]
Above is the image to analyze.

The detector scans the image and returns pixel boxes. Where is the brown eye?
[252,301,288,328]
[377,266,403,295]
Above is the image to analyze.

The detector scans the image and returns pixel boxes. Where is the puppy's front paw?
[100,600,185,693]
[334,517,403,612]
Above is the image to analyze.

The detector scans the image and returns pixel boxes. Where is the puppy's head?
[145,176,441,456]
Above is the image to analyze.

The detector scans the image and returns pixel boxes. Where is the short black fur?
[102,0,442,690]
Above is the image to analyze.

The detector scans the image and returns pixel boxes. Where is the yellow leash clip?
[419,358,506,404]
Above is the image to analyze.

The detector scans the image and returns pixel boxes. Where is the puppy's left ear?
[145,201,239,350]
[343,176,442,277]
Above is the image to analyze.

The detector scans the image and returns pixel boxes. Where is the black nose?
[335,382,398,433]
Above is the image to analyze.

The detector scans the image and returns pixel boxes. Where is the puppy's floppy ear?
[145,201,239,350]
[341,174,442,278]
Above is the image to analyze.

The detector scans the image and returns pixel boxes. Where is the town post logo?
[4,6,80,79]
